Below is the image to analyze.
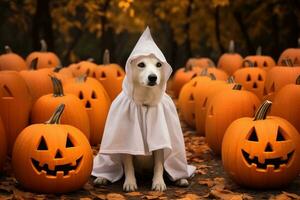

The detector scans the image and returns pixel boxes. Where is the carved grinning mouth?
[31,156,82,177]
[242,150,294,170]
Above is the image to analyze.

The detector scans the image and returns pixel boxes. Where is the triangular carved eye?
[246,74,251,81]
[276,127,286,141]
[79,91,84,100]
[3,85,13,97]
[101,72,106,78]
[66,134,74,148]
[117,70,122,77]
[92,72,96,78]
[263,61,268,67]
[86,69,90,76]
[258,74,263,81]
[248,128,258,141]
[189,94,194,101]
[254,61,258,67]
[38,136,48,150]
[91,91,97,99]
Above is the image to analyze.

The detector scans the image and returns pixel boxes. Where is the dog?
[94,55,189,191]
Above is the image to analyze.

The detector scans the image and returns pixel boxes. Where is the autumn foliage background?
[0,0,299,69]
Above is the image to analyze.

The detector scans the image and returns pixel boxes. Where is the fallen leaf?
[126,191,142,196]
[209,189,253,200]
[107,193,126,200]
[178,193,201,200]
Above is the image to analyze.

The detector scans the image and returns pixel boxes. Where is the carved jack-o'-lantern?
[222,101,300,188]
[278,38,300,66]
[12,104,93,193]
[244,46,275,71]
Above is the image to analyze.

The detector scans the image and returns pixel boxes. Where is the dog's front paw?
[123,179,138,192]
[175,179,189,187]
[152,178,167,191]
[94,177,109,185]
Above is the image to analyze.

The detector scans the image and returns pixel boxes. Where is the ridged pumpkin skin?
[186,57,215,68]
[205,67,228,81]
[222,101,300,188]
[0,46,27,71]
[0,71,32,154]
[12,105,93,193]
[65,77,111,145]
[0,116,7,171]
[271,77,300,133]
[69,61,98,77]
[205,85,260,155]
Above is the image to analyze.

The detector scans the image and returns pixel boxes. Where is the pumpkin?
[26,40,60,69]
[64,76,111,145]
[264,59,300,101]
[271,76,300,133]
[217,40,243,75]
[92,49,125,100]
[222,100,300,188]
[278,38,300,66]
[244,46,275,71]
[69,59,98,77]
[186,57,215,68]
[0,46,27,71]
[0,116,7,171]
[50,65,75,85]
[20,58,53,103]
[31,76,90,139]
[205,66,228,81]
[233,60,266,100]
[205,84,260,155]
[12,104,93,193]
[0,71,32,154]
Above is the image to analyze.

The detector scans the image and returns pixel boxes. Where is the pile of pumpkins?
[175,40,300,189]
[0,40,125,193]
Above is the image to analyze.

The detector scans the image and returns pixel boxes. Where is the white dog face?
[130,55,164,87]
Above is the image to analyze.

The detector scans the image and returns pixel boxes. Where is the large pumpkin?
[278,38,300,66]
[233,60,266,100]
[205,84,260,155]
[64,76,111,145]
[0,116,7,171]
[222,100,300,188]
[217,40,243,75]
[0,71,32,154]
[0,46,27,71]
[26,40,60,69]
[31,76,90,139]
[50,66,75,85]
[244,46,275,71]
[271,76,300,133]
[12,104,93,193]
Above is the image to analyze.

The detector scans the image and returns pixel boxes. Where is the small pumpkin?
[217,40,243,75]
[205,84,260,155]
[26,40,60,69]
[0,46,27,71]
[12,104,93,193]
[244,46,275,71]
[205,62,228,81]
[0,71,32,154]
[278,38,300,66]
[222,100,300,188]
[271,76,300,133]
[233,60,266,99]
[69,59,98,77]
[64,76,111,145]
[31,76,90,139]
[186,57,215,69]
[50,65,75,85]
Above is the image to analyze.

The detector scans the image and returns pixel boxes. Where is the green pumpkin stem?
[228,40,235,53]
[242,60,255,68]
[296,75,300,85]
[50,75,64,97]
[29,58,38,70]
[254,100,272,121]
[103,49,110,64]
[232,83,242,90]
[199,68,208,76]
[4,45,12,53]
[256,46,262,55]
[227,76,235,84]
[282,59,293,67]
[76,74,87,83]
[45,104,65,124]
[40,39,47,52]
[209,73,216,80]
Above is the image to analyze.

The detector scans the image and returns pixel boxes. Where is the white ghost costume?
[92,27,195,182]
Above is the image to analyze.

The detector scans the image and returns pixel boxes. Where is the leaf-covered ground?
[1,89,300,199]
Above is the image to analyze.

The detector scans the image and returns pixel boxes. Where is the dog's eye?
[156,62,162,68]
[138,62,145,68]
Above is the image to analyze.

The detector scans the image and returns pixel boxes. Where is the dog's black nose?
[148,74,157,83]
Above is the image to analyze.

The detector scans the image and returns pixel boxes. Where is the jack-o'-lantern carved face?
[244,47,275,71]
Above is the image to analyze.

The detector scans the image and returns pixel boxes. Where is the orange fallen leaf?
[126,191,142,196]
[107,193,126,200]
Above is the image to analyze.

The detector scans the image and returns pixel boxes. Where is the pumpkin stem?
[45,104,65,124]
[29,58,39,70]
[253,100,272,121]
[296,75,300,85]
[4,45,12,53]
[232,83,242,90]
[209,73,216,80]
[242,60,255,68]
[40,39,47,52]
[282,59,293,67]
[53,65,63,73]
[76,74,87,83]
[256,46,262,55]
[103,49,110,64]
[50,75,64,97]
[87,58,95,62]
[199,68,208,76]
[228,40,235,53]
[227,76,235,84]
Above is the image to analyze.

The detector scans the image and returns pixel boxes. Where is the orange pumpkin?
[222,100,300,188]
[0,116,7,171]
[278,38,300,66]
[205,84,260,154]
[31,76,90,139]
[51,65,75,85]
[69,60,98,77]
[0,71,32,154]
[205,66,228,81]
[186,57,215,68]
[0,46,27,71]
[64,76,111,145]
[26,40,60,69]
[12,104,93,193]
[20,58,53,103]
[271,76,300,133]
[217,40,243,75]
[233,60,266,100]
[244,46,275,71]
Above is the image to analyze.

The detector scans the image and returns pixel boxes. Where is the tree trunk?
[215,6,225,53]
[183,0,193,61]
